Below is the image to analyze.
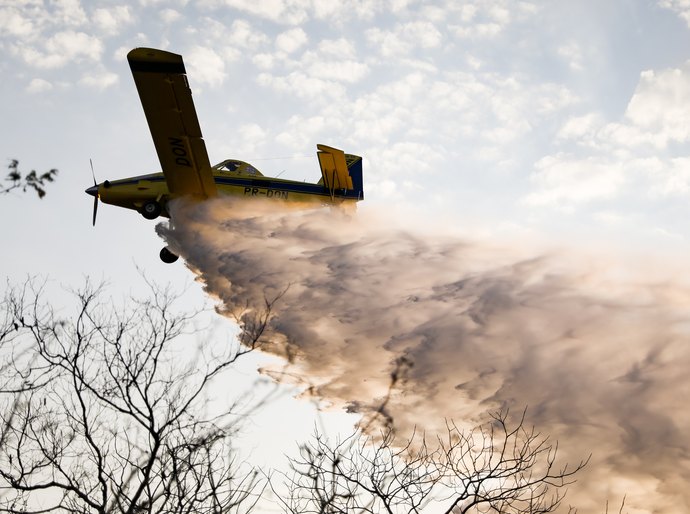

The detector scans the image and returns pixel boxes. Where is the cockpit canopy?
[213,159,263,177]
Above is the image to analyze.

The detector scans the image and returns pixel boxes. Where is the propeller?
[85,159,99,226]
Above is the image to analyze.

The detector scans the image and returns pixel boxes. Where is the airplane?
[85,47,364,263]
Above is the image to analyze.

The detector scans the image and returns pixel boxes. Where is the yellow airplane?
[86,47,364,263]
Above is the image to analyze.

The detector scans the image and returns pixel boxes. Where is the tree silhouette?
[279,410,588,514]
[0,279,267,514]
[1,160,58,198]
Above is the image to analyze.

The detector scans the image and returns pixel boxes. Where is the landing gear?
[141,200,162,220]
[159,247,179,264]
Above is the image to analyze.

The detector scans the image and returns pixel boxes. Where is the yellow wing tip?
[127,48,185,74]
[317,143,342,153]
[128,47,181,61]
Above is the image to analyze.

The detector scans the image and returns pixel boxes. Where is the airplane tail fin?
[317,144,364,201]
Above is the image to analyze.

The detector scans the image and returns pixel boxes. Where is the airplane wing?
[127,48,217,198]
[317,144,354,195]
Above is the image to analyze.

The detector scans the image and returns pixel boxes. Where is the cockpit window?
[224,161,240,172]
[214,160,263,177]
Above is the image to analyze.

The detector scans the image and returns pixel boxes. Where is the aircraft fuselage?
[87,159,361,219]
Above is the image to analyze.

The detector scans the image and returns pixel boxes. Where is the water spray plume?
[159,197,690,513]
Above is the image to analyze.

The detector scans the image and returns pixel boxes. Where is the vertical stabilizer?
[317,144,363,200]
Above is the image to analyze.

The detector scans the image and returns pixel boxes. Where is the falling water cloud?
[158,197,690,513]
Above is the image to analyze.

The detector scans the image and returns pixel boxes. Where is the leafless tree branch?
[1,160,58,199]
[279,409,588,514]
[1,279,265,514]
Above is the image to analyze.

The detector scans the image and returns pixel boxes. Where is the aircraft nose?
[85,185,99,197]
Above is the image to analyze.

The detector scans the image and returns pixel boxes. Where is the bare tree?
[1,160,58,198]
[0,279,267,514]
[279,410,587,514]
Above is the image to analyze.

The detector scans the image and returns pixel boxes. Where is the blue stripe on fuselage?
[213,176,361,199]
[110,174,360,199]
[106,174,164,186]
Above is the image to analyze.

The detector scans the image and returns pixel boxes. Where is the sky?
[3,0,690,512]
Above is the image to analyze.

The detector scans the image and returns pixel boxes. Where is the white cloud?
[229,19,270,49]
[458,4,478,22]
[658,0,690,27]
[557,113,605,141]
[400,21,443,48]
[253,53,275,70]
[257,71,345,102]
[80,68,119,89]
[375,71,426,105]
[311,0,380,21]
[113,43,143,62]
[558,63,690,155]
[420,4,448,23]
[15,47,61,69]
[528,61,690,209]
[558,41,585,71]
[258,61,576,199]
[622,66,690,148]
[0,7,34,37]
[488,4,511,23]
[53,0,88,26]
[450,22,502,39]
[648,157,690,197]
[374,141,441,178]
[235,123,267,154]
[14,30,103,68]
[303,57,369,84]
[26,78,52,93]
[367,178,398,197]
[365,27,405,57]
[179,18,265,67]
[92,6,133,35]
[425,72,575,148]
[186,45,227,87]
[47,30,103,60]
[255,33,368,99]
[317,38,357,60]
[447,0,536,40]
[366,21,442,57]
[299,42,369,83]
[202,0,383,23]
[201,0,310,25]
[275,114,329,148]
[137,0,189,6]
[159,8,181,23]
[275,27,307,54]
[524,154,626,208]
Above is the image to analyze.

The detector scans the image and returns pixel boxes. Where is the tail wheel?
[160,247,179,264]
[141,200,162,220]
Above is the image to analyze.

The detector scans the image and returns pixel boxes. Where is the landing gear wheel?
[141,200,162,220]
[160,247,179,264]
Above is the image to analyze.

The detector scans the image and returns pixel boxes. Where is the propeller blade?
[92,194,98,226]
[90,158,96,186]
[88,158,99,226]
